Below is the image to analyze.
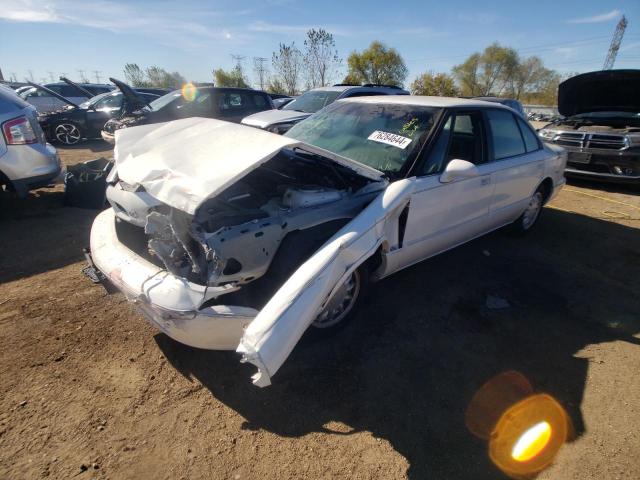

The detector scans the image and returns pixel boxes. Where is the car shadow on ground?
[155,208,638,478]
[0,189,100,283]
[56,140,113,155]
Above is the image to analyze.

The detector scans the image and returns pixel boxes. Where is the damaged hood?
[110,77,151,111]
[115,117,383,214]
[558,70,640,117]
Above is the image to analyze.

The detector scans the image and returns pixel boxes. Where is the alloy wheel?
[54,123,81,145]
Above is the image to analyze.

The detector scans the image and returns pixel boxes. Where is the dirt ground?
[1,141,639,479]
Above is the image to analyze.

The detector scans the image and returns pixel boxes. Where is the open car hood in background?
[26,81,78,108]
[114,117,383,214]
[59,77,94,98]
[558,70,640,117]
[109,77,152,111]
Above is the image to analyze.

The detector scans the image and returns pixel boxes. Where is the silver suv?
[0,85,61,196]
[241,84,409,134]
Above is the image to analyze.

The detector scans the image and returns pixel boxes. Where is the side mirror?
[439,159,479,183]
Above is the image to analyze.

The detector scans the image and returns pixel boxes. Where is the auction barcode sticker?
[367,130,412,149]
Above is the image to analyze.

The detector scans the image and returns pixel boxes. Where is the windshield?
[286,101,440,174]
[282,90,341,113]
[147,90,182,111]
[79,91,113,109]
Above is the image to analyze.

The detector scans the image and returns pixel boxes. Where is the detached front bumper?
[89,208,258,350]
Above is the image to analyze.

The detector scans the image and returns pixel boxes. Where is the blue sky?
[0,0,639,87]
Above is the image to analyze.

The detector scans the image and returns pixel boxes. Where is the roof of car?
[338,95,512,109]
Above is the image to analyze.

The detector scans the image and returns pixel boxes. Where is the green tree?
[303,28,341,88]
[272,42,302,95]
[267,77,286,95]
[345,41,408,87]
[213,67,250,88]
[452,43,518,96]
[123,63,150,87]
[145,66,186,89]
[410,71,459,96]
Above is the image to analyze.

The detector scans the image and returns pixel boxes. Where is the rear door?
[484,109,545,225]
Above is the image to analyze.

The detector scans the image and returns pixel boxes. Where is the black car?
[538,70,640,184]
[38,83,168,145]
[101,81,275,144]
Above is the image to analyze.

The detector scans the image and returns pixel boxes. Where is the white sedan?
[87,96,566,386]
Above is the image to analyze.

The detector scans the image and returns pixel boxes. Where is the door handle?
[481,177,491,186]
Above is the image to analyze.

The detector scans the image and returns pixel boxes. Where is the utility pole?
[253,57,268,90]
[27,70,34,81]
[11,72,17,82]
[230,54,246,87]
[47,71,55,82]
[77,69,88,82]
[603,15,628,70]
[93,70,101,83]
[0,68,4,82]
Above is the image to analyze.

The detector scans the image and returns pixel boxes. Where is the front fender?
[236,178,415,386]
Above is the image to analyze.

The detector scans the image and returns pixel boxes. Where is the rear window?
[517,117,541,152]
[487,109,526,160]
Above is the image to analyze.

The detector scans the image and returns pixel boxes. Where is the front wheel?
[312,267,368,330]
[53,122,83,145]
[510,187,545,234]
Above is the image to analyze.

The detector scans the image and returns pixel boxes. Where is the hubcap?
[522,192,543,229]
[312,271,360,328]
[55,123,81,145]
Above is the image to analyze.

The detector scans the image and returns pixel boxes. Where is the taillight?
[2,116,38,145]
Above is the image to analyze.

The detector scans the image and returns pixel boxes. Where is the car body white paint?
[90,97,567,386]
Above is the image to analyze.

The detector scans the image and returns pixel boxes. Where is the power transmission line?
[93,70,102,83]
[47,71,55,82]
[77,69,88,82]
[253,57,268,90]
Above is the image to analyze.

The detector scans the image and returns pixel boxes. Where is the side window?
[47,85,62,95]
[253,94,267,107]
[516,117,541,152]
[446,112,485,165]
[487,109,526,160]
[60,85,80,97]
[422,116,452,175]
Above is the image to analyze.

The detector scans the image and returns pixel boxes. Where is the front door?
[383,111,497,276]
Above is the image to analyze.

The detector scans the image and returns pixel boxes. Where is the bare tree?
[272,42,302,95]
[303,29,341,88]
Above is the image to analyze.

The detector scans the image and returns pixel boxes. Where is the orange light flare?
[181,82,197,102]
[465,371,572,479]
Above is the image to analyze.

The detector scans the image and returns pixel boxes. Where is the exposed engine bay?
[548,115,640,134]
[108,148,385,307]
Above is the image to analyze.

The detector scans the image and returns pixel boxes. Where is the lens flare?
[181,82,197,102]
[511,421,552,462]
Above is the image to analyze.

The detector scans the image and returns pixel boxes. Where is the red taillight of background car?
[2,116,38,145]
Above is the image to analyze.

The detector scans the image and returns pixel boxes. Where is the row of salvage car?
[2,69,638,387]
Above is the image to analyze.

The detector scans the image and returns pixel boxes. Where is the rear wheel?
[54,122,82,145]
[511,186,545,234]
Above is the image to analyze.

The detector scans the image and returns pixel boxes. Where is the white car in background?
[242,84,409,134]
[87,96,566,386]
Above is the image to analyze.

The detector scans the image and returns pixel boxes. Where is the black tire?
[510,185,546,235]
[53,122,83,145]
